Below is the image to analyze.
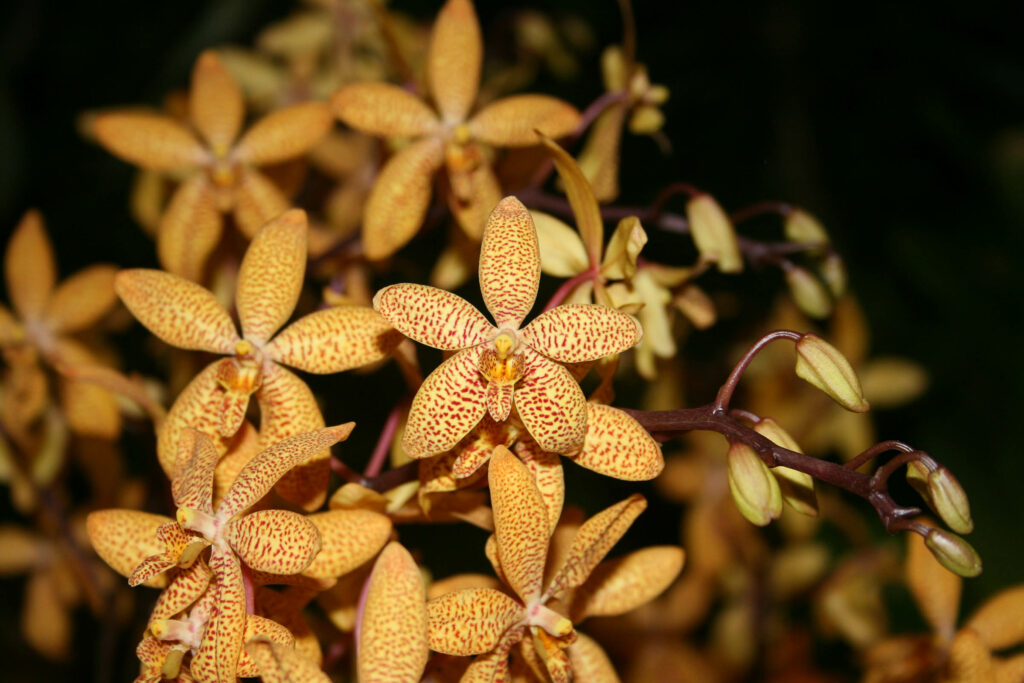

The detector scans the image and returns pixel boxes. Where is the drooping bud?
[754,419,818,516]
[785,267,832,319]
[628,105,665,134]
[794,334,870,412]
[925,528,982,578]
[727,442,782,526]
[906,460,931,501]
[686,193,743,274]
[783,208,829,246]
[820,253,847,298]
[927,467,974,535]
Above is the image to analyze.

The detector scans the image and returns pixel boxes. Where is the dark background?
[1,0,1021,679]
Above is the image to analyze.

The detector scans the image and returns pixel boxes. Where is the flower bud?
[820,253,847,298]
[727,442,782,526]
[905,460,930,502]
[628,105,665,135]
[795,334,870,413]
[754,419,818,517]
[925,528,982,578]
[927,467,974,535]
[783,208,829,245]
[686,193,743,274]
[785,267,832,319]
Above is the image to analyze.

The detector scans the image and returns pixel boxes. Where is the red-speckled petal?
[219,423,354,520]
[233,168,292,240]
[486,382,514,423]
[522,304,642,363]
[257,363,331,511]
[357,542,429,683]
[235,615,295,678]
[5,210,55,319]
[190,51,244,153]
[158,361,227,478]
[427,0,481,124]
[566,632,619,683]
[265,306,402,374]
[427,588,524,655]
[571,404,664,481]
[150,561,213,622]
[235,102,333,167]
[236,209,307,345]
[489,446,549,604]
[478,197,540,329]
[115,269,238,353]
[570,546,684,621]
[156,175,223,282]
[403,345,488,459]
[514,347,587,455]
[373,283,493,351]
[468,95,581,147]
[93,112,206,171]
[172,428,221,513]
[227,509,321,574]
[191,546,246,683]
[515,439,564,535]
[129,552,177,588]
[85,509,173,588]
[461,627,523,683]
[547,494,646,598]
[331,83,440,138]
[303,509,393,580]
[446,158,502,241]
[245,635,329,683]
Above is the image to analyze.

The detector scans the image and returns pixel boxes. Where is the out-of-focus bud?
[645,84,670,105]
[784,208,829,245]
[600,45,628,92]
[820,253,847,298]
[673,284,716,330]
[686,193,743,274]
[927,467,974,534]
[925,528,982,578]
[785,267,832,319]
[601,216,647,279]
[795,333,870,412]
[727,442,782,526]
[628,105,665,135]
[754,418,818,516]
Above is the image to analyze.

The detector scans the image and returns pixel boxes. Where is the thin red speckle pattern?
[357,542,429,683]
[149,561,212,622]
[191,546,246,683]
[235,615,295,678]
[374,283,494,351]
[403,345,488,458]
[521,303,642,364]
[566,632,619,682]
[479,197,541,329]
[265,306,403,374]
[515,439,565,536]
[236,210,307,346]
[460,626,524,683]
[226,509,321,574]
[486,382,514,422]
[426,588,524,656]
[427,0,482,124]
[572,403,664,481]
[513,347,587,455]
[233,168,291,239]
[569,546,685,621]
[303,509,393,579]
[489,447,549,604]
[85,509,172,587]
[158,360,227,478]
[114,269,239,354]
[172,428,221,513]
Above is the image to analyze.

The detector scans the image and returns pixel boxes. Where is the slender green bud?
[686,193,743,274]
[727,442,782,526]
[927,467,974,535]
[785,267,832,319]
[906,460,931,502]
[754,419,818,517]
[784,208,829,245]
[795,334,870,412]
[924,528,982,578]
[820,253,848,298]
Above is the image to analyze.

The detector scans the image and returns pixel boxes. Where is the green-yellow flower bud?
[785,267,832,319]
[795,334,870,413]
[783,208,829,245]
[727,442,782,526]
[927,467,974,535]
[924,528,982,578]
[820,253,848,298]
[754,419,818,517]
[686,193,743,274]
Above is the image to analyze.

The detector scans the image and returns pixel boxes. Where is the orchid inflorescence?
[0,1,1009,682]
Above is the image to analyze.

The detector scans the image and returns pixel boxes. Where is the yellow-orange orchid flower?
[374,196,642,459]
[94,51,333,281]
[331,0,581,259]
[115,209,401,509]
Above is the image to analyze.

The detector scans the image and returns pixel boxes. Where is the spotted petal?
[191,546,246,683]
[219,423,354,521]
[547,494,646,598]
[427,0,482,124]
[403,345,488,459]
[93,113,206,170]
[427,588,524,656]
[570,546,684,621]
[302,509,393,580]
[5,210,55,319]
[245,636,330,683]
[226,510,321,574]
[236,209,307,345]
[357,542,429,683]
[515,439,564,536]
[478,197,540,329]
[469,95,580,147]
[522,304,642,363]
[446,156,503,241]
[158,361,227,477]
[571,403,663,480]
[85,509,172,588]
[374,283,492,350]
[236,102,333,166]
[233,168,292,239]
[156,175,223,281]
[489,446,549,604]
[331,83,440,138]
[190,51,244,153]
[236,616,296,678]
[566,632,620,683]
[115,269,238,353]
[44,265,118,334]
[265,306,402,374]
[514,347,587,454]
[150,561,213,622]
[361,136,445,260]
[171,428,220,513]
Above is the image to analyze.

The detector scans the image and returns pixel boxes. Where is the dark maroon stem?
[714,330,803,411]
